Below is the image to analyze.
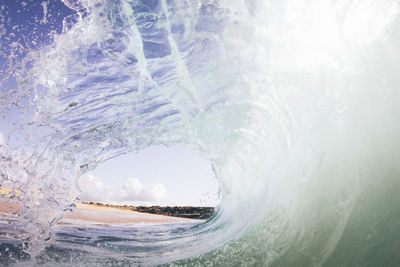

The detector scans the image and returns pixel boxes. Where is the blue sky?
[79,145,219,207]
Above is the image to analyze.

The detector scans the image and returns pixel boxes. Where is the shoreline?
[82,202,215,220]
[62,203,197,224]
[0,201,215,224]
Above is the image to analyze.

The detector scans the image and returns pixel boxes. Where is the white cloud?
[78,174,167,204]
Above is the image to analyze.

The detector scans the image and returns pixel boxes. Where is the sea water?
[1,0,400,266]
[0,219,203,265]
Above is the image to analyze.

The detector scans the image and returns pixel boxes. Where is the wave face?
[1,0,400,265]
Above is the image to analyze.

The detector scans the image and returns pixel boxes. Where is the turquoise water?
[1,0,400,265]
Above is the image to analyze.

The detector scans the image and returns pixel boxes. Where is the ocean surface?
[1,0,400,266]
[0,218,204,266]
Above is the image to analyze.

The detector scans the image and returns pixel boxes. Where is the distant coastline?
[82,202,215,220]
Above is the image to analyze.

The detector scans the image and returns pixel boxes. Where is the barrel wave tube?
[1,0,400,265]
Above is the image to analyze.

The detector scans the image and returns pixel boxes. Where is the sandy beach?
[0,200,197,224]
[62,203,196,224]
[1,186,200,224]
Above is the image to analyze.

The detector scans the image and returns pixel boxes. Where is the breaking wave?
[1,0,400,265]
